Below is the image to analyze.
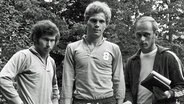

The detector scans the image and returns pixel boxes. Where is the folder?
[141,71,171,92]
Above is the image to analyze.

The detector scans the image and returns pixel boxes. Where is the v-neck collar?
[82,35,106,52]
[29,46,49,65]
[82,35,106,46]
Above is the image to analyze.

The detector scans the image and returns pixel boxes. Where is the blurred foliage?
[1,0,184,103]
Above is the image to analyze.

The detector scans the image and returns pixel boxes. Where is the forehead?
[89,12,106,20]
[135,21,153,32]
[41,34,56,39]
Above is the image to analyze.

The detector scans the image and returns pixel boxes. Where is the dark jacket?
[124,45,184,104]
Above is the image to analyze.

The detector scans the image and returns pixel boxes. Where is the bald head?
[135,16,158,32]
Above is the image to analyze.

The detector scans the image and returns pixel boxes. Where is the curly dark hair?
[31,20,60,45]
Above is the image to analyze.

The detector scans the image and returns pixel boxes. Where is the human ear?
[154,30,159,36]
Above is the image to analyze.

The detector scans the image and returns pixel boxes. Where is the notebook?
[141,70,171,92]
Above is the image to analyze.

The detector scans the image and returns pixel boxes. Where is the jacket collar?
[29,46,49,64]
[82,35,106,46]
[131,45,169,60]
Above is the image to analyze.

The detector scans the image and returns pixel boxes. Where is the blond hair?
[84,1,111,25]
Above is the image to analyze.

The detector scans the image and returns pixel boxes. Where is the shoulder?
[127,49,140,62]
[6,49,31,67]
[12,49,30,58]
[158,49,182,66]
[104,41,119,47]
[64,40,83,55]
[67,40,83,48]
[126,53,138,65]
[157,44,177,58]
[157,45,170,53]
[65,40,83,53]
[103,40,120,49]
[48,56,55,63]
[164,50,180,60]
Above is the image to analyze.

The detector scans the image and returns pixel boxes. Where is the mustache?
[44,46,52,50]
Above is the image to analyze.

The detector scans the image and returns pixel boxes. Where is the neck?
[34,46,48,60]
[142,44,157,54]
[86,35,103,45]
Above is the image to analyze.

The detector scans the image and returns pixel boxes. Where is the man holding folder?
[124,16,184,104]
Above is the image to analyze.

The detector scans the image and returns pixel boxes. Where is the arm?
[166,51,184,99]
[124,59,133,103]
[0,52,25,104]
[61,44,75,104]
[112,46,125,104]
[51,60,60,104]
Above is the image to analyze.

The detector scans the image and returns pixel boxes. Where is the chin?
[44,50,50,54]
[93,33,100,36]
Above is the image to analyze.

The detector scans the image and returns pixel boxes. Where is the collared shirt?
[61,37,125,104]
[0,46,59,104]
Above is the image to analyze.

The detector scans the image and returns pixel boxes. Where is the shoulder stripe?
[166,51,184,79]
[166,51,184,97]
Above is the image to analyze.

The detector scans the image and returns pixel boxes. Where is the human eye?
[41,37,55,42]
[99,20,105,23]
[50,39,55,42]
[89,19,97,23]
[143,33,150,37]
[136,33,142,38]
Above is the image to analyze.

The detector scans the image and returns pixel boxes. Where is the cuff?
[117,98,124,104]
[169,90,175,98]
[52,98,59,104]
[10,96,23,104]
[61,98,72,104]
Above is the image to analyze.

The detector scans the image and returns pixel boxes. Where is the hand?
[123,101,132,104]
[164,91,171,98]
[153,87,167,100]
[117,99,124,104]
[52,98,59,104]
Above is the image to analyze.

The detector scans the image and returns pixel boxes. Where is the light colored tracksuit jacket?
[61,37,125,104]
[0,47,59,104]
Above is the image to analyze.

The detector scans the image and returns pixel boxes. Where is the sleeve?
[124,59,134,103]
[51,59,60,104]
[112,45,126,104]
[0,51,26,104]
[167,51,184,98]
[61,44,75,104]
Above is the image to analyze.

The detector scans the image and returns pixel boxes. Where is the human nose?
[140,36,146,41]
[95,21,100,27]
[46,40,52,47]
